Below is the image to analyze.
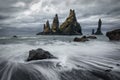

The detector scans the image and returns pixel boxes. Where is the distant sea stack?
[51,14,60,34]
[59,9,82,35]
[95,19,103,35]
[92,29,95,35]
[37,20,51,35]
[37,9,82,35]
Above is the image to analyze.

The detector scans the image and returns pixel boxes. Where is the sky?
[0,0,120,36]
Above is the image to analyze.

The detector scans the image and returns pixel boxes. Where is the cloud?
[0,15,9,20]
[0,0,120,30]
[12,1,26,8]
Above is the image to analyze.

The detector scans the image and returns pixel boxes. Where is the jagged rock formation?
[51,14,60,34]
[60,9,82,35]
[37,20,51,35]
[37,9,82,35]
[95,19,103,35]
[43,20,51,33]
[27,48,56,61]
[106,29,120,41]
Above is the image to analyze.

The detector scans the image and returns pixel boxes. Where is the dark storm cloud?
[76,0,120,17]
[0,15,10,20]
[0,0,32,15]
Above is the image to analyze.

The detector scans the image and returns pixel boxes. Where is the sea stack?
[59,9,82,35]
[95,19,103,35]
[37,20,51,35]
[51,14,60,34]
[43,20,51,33]
[92,29,95,35]
[37,9,83,35]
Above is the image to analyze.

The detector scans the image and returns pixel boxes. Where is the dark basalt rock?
[87,36,97,39]
[92,29,95,35]
[60,9,82,35]
[51,14,60,33]
[27,48,56,61]
[95,19,103,35]
[106,29,120,41]
[37,20,51,35]
[37,9,82,35]
[73,36,89,42]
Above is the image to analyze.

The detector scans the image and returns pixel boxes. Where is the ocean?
[0,35,120,80]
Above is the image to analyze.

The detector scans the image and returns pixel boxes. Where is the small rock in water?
[73,36,89,42]
[27,48,57,61]
[13,35,18,38]
[116,64,120,66]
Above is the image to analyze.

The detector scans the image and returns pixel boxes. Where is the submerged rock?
[105,69,112,72]
[95,19,103,35]
[73,35,97,42]
[12,35,18,38]
[27,48,56,61]
[73,36,89,42]
[60,9,82,35]
[106,29,120,41]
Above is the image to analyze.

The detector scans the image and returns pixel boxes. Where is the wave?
[0,37,120,80]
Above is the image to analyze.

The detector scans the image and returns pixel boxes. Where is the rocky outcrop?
[27,48,56,61]
[95,19,103,35]
[37,20,51,35]
[73,36,89,42]
[73,35,97,42]
[37,9,82,35]
[60,9,82,35]
[106,29,120,41]
[51,14,60,34]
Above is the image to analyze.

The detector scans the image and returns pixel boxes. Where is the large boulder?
[95,19,103,35]
[27,48,56,61]
[106,29,120,41]
[60,9,82,35]
[73,36,89,42]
